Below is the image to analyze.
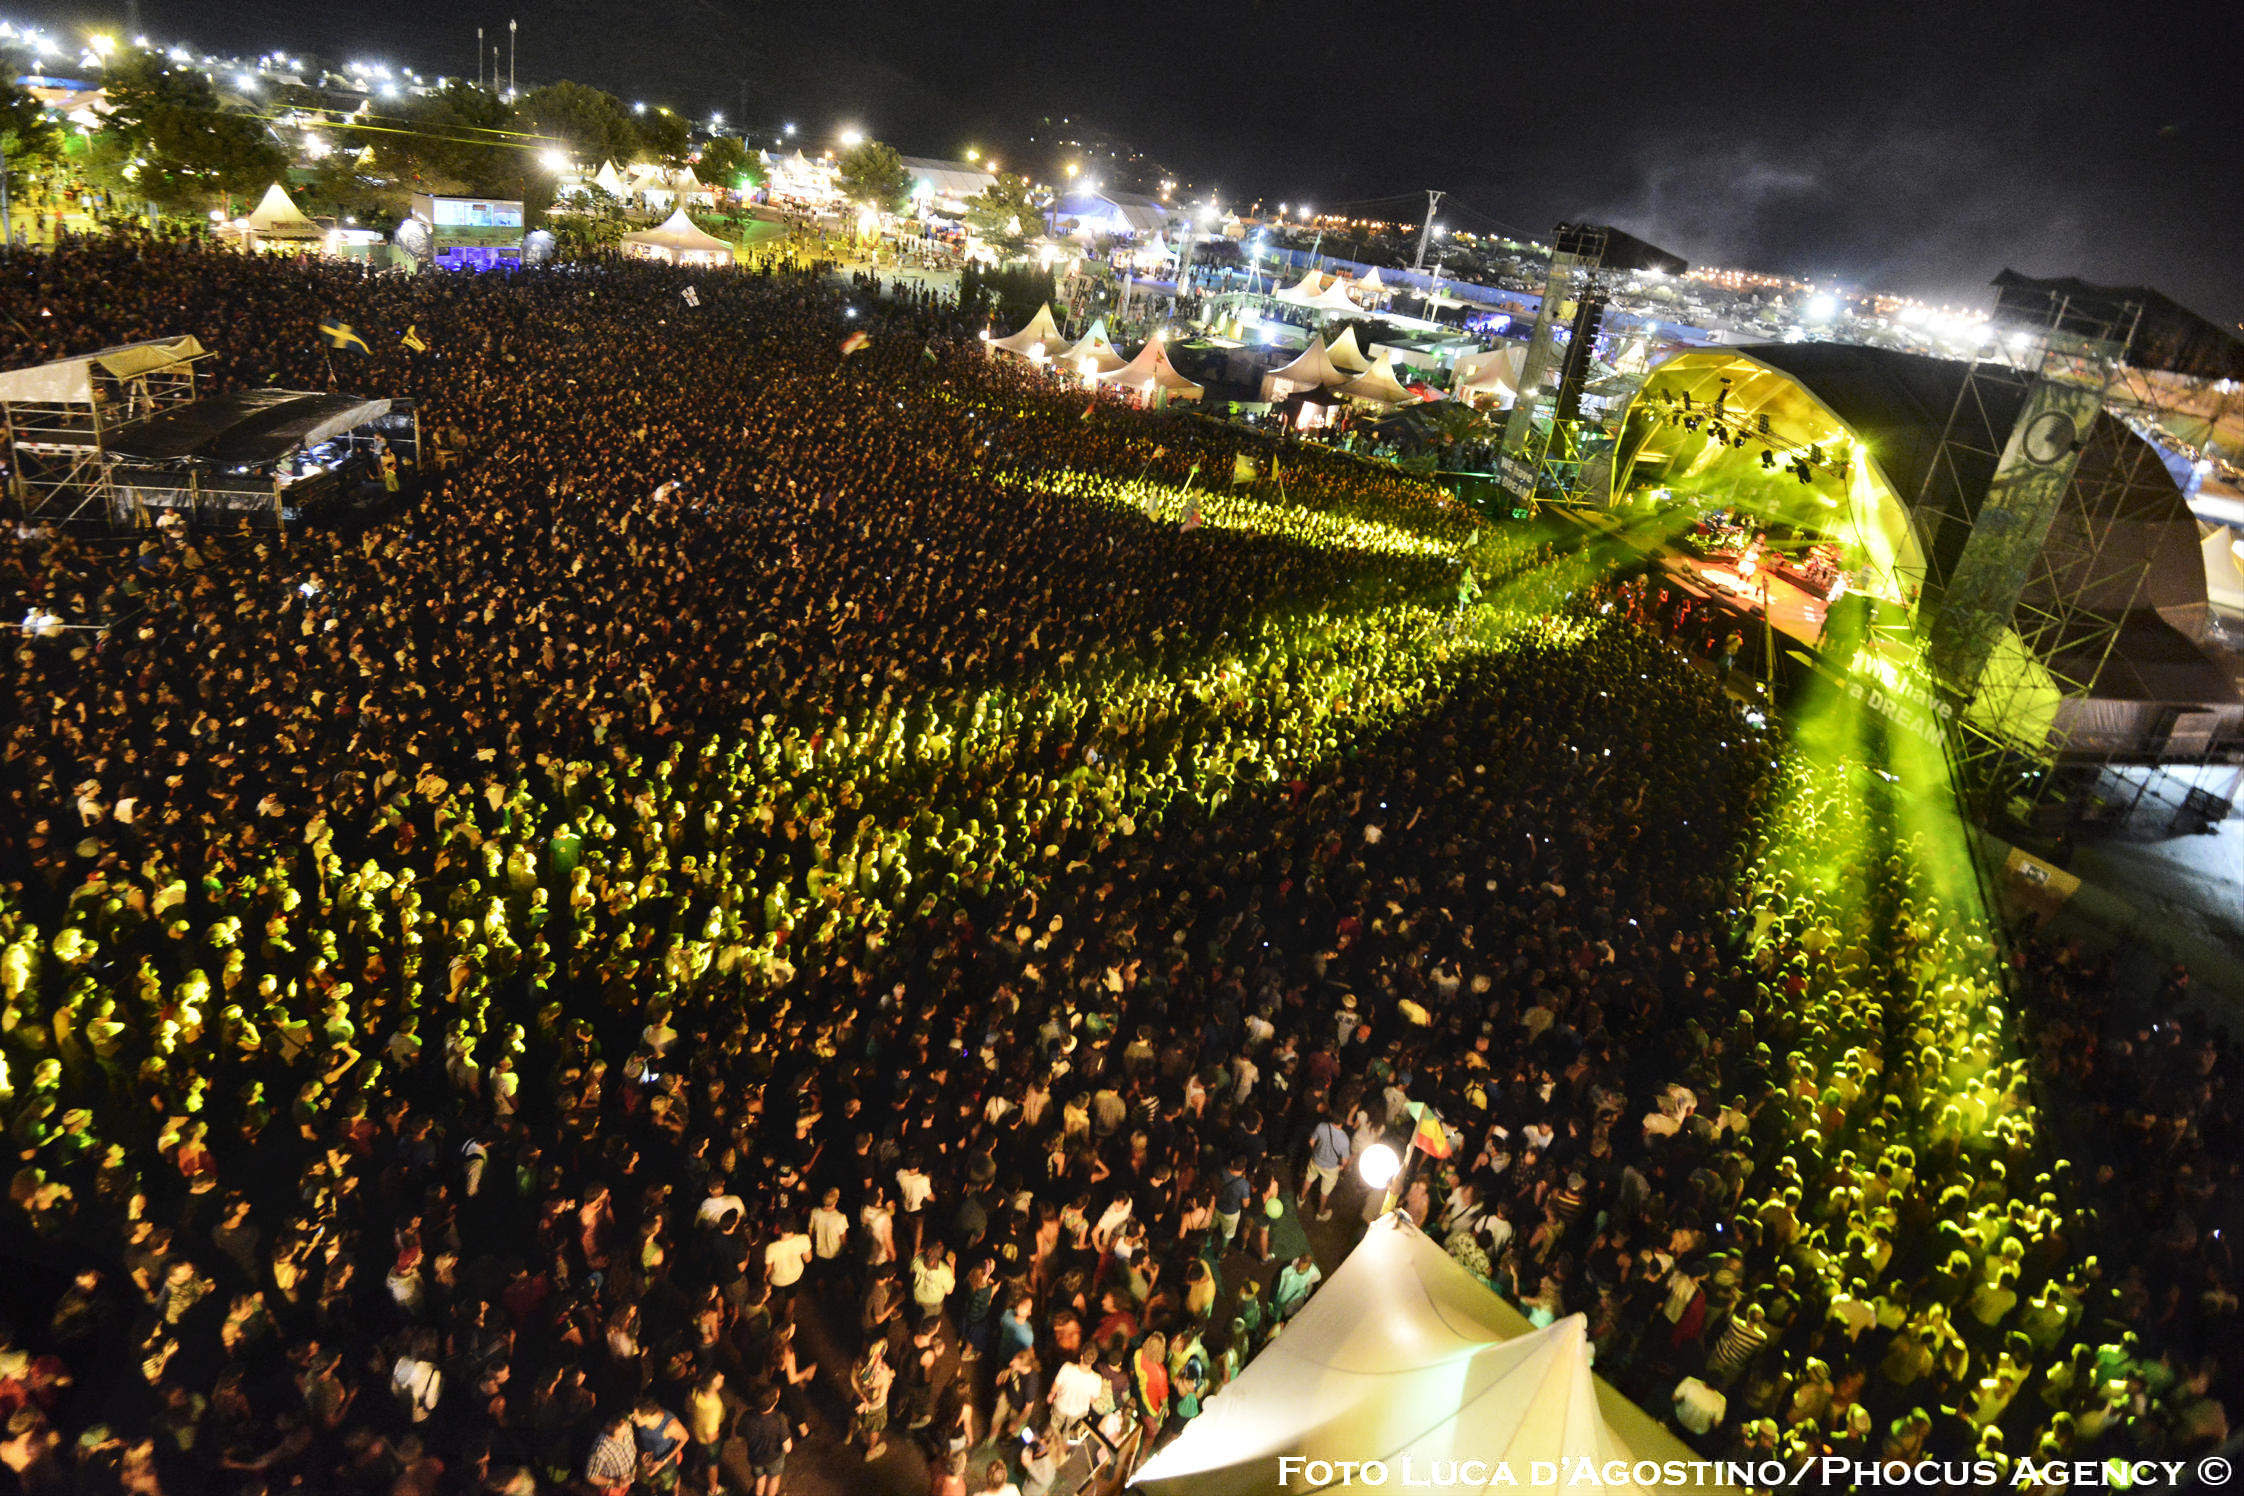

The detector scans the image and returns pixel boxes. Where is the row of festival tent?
[984,303,1205,402]
[986,303,1526,411]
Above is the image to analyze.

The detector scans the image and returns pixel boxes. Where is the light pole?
[1412,187,1445,272]
[507,18,516,99]
[1173,200,1215,309]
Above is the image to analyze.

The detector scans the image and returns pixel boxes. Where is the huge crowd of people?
[0,236,2232,1496]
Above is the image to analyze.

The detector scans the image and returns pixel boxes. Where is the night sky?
[20,0,2244,324]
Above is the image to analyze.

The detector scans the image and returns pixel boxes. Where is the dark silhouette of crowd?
[0,237,2230,1496]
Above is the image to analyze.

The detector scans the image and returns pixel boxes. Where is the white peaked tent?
[1354,266,1388,300]
[593,161,630,196]
[620,209,737,267]
[1260,335,1349,401]
[1455,344,1529,409]
[1327,325,1374,375]
[1098,336,1203,402]
[1275,270,1328,306]
[242,183,322,241]
[1132,1217,1736,1496]
[1057,318,1127,377]
[1339,350,1418,406]
[1302,276,1369,317]
[990,303,1069,360]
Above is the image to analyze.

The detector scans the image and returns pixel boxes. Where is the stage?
[1659,553,1836,649]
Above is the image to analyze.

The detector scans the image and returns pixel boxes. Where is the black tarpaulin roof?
[105,390,393,467]
[1991,270,2244,383]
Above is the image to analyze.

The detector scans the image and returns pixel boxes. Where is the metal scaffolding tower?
[1909,290,2222,827]
[2,338,209,526]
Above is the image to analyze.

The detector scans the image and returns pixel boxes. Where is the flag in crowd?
[1179,504,1203,533]
[681,286,701,308]
[400,325,429,353]
[840,330,871,356]
[318,320,369,354]
[1408,1101,1453,1158]
[1231,453,1259,486]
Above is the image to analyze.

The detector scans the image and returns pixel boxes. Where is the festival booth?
[1259,335,1349,401]
[593,161,630,197]
[220,183,324,255]
[1097,337,1203,407]
[627,163,714,212]
[620,209,737,268]
[1133,1216,1735,1496]
[1327,326,1375,375]
[1057,318,1127,379]
[1338,350,1418,408]
[765,149,843,211]
[398,195,525,271]
[1353,266,1389,306]
[1455,344,1528,409]
[989,303,1070,362]
[1273,386,1345,433]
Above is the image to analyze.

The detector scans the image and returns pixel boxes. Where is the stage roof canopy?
[0,336,207,406]
[105,390,394,467]
[1992,270,2244,383]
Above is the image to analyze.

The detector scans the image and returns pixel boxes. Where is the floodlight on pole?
[839,127,864,148]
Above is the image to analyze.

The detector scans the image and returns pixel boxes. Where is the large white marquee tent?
[1132,1216,1736,1496]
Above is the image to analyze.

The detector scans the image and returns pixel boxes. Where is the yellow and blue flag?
[319,320,369,354]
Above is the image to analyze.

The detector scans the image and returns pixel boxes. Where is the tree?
[633,106,691,168]
[1,78,61,237]
[835,139,910,213]
[518,80,638,170]
[696,135,759,196]
[299,150,401,228]
[964,173,1041,256]
[95,50,287,214]
[368,81,521,199]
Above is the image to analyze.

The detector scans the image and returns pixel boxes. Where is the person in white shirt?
[695,1176,745,1231]
[1672,1375,1726,1436]
[897,1157,934,1214]
[908,1241,955,1318]
[1049,1344,1105,1439]
[765,1214,813,1294]
[808,1186,851,1266]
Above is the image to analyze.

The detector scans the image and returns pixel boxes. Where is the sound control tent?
[1132,1215,1734,1496]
